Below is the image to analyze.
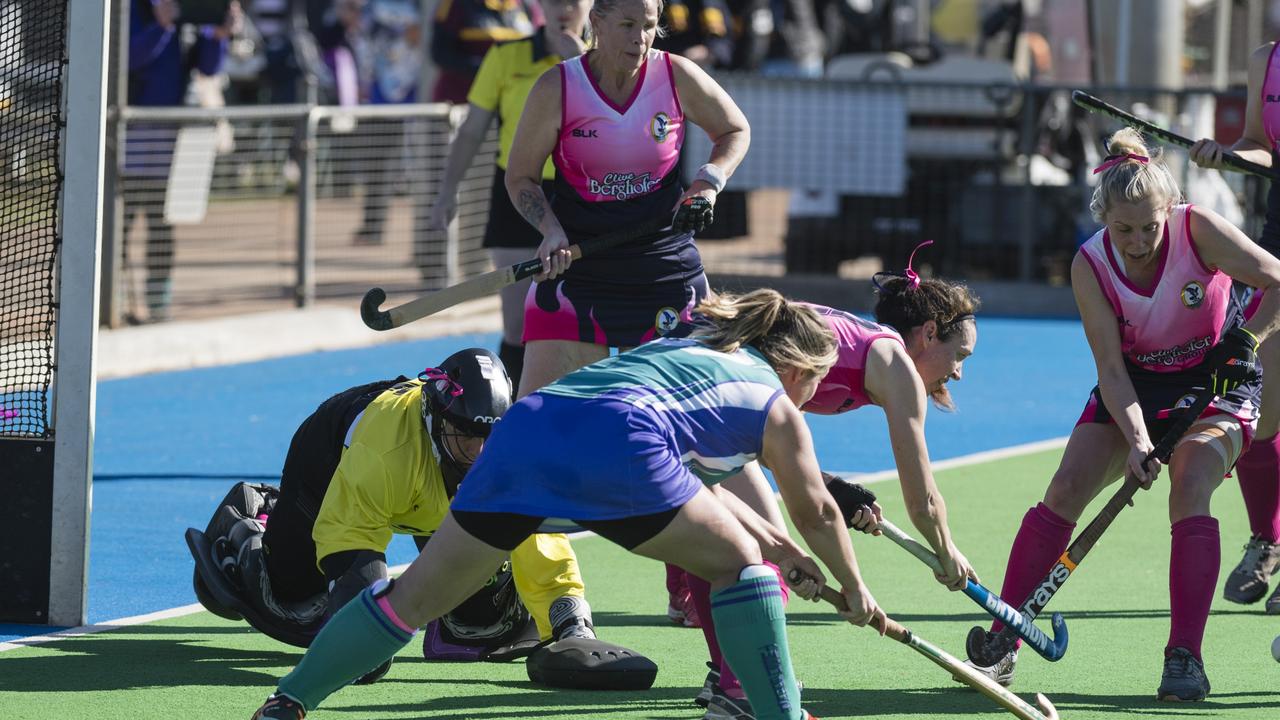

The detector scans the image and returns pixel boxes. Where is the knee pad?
[325,550,389,617]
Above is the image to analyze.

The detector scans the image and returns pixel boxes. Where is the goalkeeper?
[186,348,628,684]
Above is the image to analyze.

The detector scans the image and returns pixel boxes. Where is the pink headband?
[1092,153,1149,175]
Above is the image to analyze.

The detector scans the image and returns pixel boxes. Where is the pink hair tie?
[1092,153,1149,175]
[419,367,464,409]
[872,240,933,292]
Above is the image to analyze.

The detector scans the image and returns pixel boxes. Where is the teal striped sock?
[277,586,415,711]
[709,565,801,720]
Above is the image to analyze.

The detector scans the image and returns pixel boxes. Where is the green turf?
[3,448,1279,719]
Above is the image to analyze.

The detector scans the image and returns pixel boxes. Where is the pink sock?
[688,563,789,699]
[1235,434,1280,542]
[991,503,1076,636]
[665,563,687,595]
[1167,516,1219,661]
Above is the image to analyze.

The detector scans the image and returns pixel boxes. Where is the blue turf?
[1,318,1094,642]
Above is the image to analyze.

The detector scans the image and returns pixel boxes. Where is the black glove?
[822,471,877,529]
[1203,327,1260,396]
[672,196,714,234]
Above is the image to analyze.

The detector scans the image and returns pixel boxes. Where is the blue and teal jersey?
[538,337,785,483]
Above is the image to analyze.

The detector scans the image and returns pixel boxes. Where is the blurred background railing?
[102,78,1264,326]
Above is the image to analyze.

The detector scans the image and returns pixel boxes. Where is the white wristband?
[694,163,726,193]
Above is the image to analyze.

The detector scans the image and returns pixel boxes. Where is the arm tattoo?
[517,188,548,231]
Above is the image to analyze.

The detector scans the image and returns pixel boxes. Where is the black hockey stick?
[361,216,671,331]
[1071,90,1280,181]
[967,386,1217,666]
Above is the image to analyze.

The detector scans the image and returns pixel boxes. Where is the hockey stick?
[1071,90,1280,181]
[967,387,1217,666]
[797,574,1060,720]
[878,518,1068,662]
[361,217,672,331]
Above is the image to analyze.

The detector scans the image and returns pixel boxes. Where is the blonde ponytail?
[692,289,837,376]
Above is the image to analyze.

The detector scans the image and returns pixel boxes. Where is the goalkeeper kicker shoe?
[1222,536,1280,604]
[250,693,305,720]
[956,648,1017,688]
[1157,647,1210,702]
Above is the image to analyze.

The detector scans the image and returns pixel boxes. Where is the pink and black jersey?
[552,49,685,248]
[1077,204,1233,373]
[802,305,904,416]
[1257,43,1280,254]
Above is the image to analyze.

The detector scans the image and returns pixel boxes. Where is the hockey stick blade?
[968,387,1217,666]
[1071,90,1280,181]
[797,573,1059,720]
[360,217,671,331]
[878,519,1068,662]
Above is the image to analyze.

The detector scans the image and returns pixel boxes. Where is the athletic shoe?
[1222,537,1280,604]
[250,693,305,720]
[667,588,701,628]
[701,682,805,719]
[956,649,1017,688]
[1265,582,1280,614]
[1157,647,1211,702]
[703,691,753,720]
[695,661,720,707]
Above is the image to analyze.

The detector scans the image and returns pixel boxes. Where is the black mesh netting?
[0,2,67,438]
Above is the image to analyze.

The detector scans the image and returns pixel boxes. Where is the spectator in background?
[316,0,367,107]
[352,0,423,245]
[426,0,589,391]
[249,0,303,103]
[656,0,734,69]
[126,0,239,322]
[430,0,543,103]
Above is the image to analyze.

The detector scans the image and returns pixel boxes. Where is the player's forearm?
[438,116,490,198]
[1243,290,1280,345]
[1228,138,1274,168]
[506,176,564,237]
[1098,374,1150,449]
[902,487,955,557]
[792,507,864,591]
[704,127,749,179]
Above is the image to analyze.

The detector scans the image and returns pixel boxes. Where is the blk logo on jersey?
[571,128,599,139]
[650,112,671,142]
[1181,281,1206,308]
[654,306,680,335]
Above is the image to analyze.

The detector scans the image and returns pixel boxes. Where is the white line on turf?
[0,562,413,653]
[1,437,1069,653]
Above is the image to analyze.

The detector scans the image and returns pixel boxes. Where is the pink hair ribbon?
[419,368,463,408]
[873,240,934,292]
[1092,153,1149,175]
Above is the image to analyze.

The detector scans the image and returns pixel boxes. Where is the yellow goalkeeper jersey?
[312,378,583,639]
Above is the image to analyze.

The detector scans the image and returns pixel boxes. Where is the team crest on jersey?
[1181,281,1205,309]
[650,112,671,142]
[655,306,680,335]
[1173,393,1198,411]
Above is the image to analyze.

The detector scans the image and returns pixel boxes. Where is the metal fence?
[104,78,1267,325]
[109,102,495,325]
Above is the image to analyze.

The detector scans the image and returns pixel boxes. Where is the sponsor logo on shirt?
[571,128,599,138]
[1181,281,1206,308]
[587,171,661,200]
[650,111,672,142]
[1135,335,1213,367]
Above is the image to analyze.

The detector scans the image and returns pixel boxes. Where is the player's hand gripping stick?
[878,518,1068,662]
[792,570,1061,720]
[967,388,1217,667]
[361,217,670,331]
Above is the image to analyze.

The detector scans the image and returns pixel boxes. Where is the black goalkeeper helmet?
[419,348,514,492]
